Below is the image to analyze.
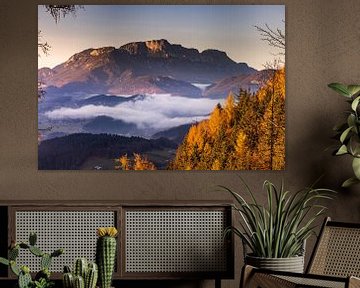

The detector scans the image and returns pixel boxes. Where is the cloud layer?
[46,94,222,130]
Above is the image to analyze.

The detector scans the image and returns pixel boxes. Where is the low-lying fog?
[45,93,224,131]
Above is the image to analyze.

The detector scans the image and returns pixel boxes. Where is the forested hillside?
[169,68,285,170]
[38,133,176,170]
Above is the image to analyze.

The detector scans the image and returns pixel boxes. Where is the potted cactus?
[62,258,98,288]
[0,232,63,288]
[96,227,118,288]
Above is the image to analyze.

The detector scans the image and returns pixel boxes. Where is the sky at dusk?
[38,5,285,70]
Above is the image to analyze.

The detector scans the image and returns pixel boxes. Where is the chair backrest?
[307,217,360,277]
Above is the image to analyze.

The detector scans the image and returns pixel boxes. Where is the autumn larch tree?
[170,68,285,170]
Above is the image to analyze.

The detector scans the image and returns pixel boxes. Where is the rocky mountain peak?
[39,39,257,93]
[200,49,231,64]
[145,39,170,52]
[89,47,116,57]
[119,39,193,58]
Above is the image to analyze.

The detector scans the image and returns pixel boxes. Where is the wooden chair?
[241,217,360,288]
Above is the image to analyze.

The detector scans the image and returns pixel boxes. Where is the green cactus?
[21,265,30,274]
[19,243,30,249]
[74,258,88,279]
[41,253,52,270]
[85,263,98,288]
[18,269,32,288]
[0,232,63,288]
[51,248,64,258]
[96,227,118,288]
[29,232,37,246]
[29,245,44,257]
[63,271,74,288]
[73,275,85,288]
[64,265,72,273]
[9,246,19,260]
[10,260,20,276]
[63,259,98,288]
[0,257,9,266]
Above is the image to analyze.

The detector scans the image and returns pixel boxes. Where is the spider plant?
[222,180,335,258]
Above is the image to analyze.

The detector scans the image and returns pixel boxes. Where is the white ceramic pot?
[245,254,305,273]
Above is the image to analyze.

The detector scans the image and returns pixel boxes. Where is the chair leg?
[215,278,221,288]
[240,265,255,288]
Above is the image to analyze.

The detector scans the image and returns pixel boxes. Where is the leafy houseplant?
[222,180,334,272]
[328,83,360,187]
[0,232,63,288]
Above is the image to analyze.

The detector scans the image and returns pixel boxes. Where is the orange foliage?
[115,153,156,170]
[171,68,285,170]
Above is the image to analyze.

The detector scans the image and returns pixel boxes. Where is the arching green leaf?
[347,85,360,97]
[340,126,353,143]
[328,83,351,97]
[342,177,360,188]
[351,96,360,111]
[0,257,9,266]
[348,135,360,157]
[352,157,360,179]
[336,145,348,155]
[347,114,356,127]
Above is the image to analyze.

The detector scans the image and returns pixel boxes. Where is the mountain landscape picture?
[38,5,285,170]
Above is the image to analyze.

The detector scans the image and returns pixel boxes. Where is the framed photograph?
[38,5,285,170]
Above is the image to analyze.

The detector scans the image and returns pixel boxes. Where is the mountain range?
[38,39,261,97]
[38,39,273,169]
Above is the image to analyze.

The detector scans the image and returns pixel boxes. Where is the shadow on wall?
[286,107,356,267]
[305,110,360,219]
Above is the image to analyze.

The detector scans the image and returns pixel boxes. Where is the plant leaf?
[347,85,360,97]
[347,114,356,128]
[328,83,351,97]
[223,180,335,258]
[340,126,353,143]
[342,177,360,188]
[348,135,360,157]
[352,157,360,179]
[336,145,348,155]
[10,261,20,276]
[351,96,360,111]
[0,257,9,266]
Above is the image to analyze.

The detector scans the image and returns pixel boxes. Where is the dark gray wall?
[1,1,360,287]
